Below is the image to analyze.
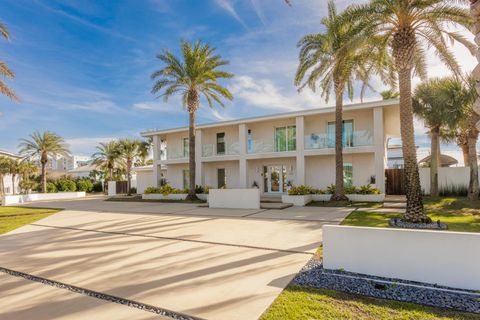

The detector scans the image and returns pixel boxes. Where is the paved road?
[0,199,352,320]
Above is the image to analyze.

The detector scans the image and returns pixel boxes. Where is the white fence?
[419,167,477,195]
[323,225,480,291]
[209,189,260,209]
[2,192,86,206]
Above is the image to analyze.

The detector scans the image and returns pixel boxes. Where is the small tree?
[118,139,142,195]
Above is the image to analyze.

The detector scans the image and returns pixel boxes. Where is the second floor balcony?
[202,142,240,157]
[305,130,373,150]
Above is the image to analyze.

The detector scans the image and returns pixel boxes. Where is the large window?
[217,168,226,188]
[183,169,190,190]
[343,163,353,187]
[216,132,225,155]
[327,120,354,148]
[247,129,252,153]
[183,138,189,157]
[275,126,296,152]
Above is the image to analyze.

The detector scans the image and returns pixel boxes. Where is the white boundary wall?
[323,225,480,290]
[419,167,476,195]
[2,192,86,206]
[209,188,260,209]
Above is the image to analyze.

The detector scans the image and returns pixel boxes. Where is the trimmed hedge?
[288,184,381,196]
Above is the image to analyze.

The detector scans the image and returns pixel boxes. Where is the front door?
[264,165,287,193]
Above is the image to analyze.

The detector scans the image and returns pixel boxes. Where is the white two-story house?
[140,99,400,195]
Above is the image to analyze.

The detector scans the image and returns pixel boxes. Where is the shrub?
[144,186,161,194]
[76,179,93,192]
[129,187,137,194]
[288,185,314,195]
[56,179,77,192]
[357,184,381,195]
[439,184,468,197]
[93,181,103,192]
[144,185,184,195]
[326,184,336,194]
[46,182,57,193]
[195,185,204,194]
[344,185,358,194]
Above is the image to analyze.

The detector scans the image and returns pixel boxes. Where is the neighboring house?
[68,164,97,179]
[133,165,167,194]
[0,149,22,195]
[141,99,401,194]
[31,154,92,178]
[387,144,405,169]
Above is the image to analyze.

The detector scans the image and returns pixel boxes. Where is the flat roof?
[141,98,399,137]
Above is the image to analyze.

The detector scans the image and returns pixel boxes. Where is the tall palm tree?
[7,158,20,195]
[0,21,19,102]
[151,40,234,200]
[17,160,37,194]
[118,138,142,195]
[413,78,465,197]
[0,156,10,195]
[92,141,121,183]
[381,90,400,100]
[135,140,151,166]
[469,1,480,162]
[295,1,395,201]
[343,0,474,222]
[18,131,70,193]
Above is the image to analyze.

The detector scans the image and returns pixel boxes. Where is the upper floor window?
[216,132,225,155]
[275,126,296,152]
[247,129,252,153]
[343,163,353,187]
[183,138,189,157]
[327,120,354,148]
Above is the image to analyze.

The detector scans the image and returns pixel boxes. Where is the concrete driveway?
[0,199,352,320]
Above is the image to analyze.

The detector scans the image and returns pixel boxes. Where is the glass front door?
[265,165,287,193]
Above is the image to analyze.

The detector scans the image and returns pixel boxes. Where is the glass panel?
[247,129,252,153]
[275,127,286,152]
[287,126,296,151]
[343,120,354,147]
[183,169,190,190]
[183,138,189,157]
[263,166,268,193]
[216,132,225,155]
[217,168,226,188]
[327,122,335,148]
[270,166,280,192]
[343,163,353,187]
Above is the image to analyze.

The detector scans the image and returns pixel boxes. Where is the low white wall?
[283,194,385,206]
[282,195,312,206]
[209,188,260,209]
[2,192,86,206]
[142,194,187,200]
[135,171,154,194]
[419,167,478,195]
[107,181,116,196]
[323,225,480,291]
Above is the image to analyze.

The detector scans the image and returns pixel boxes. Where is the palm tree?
[381,90,400,100]
[295,1,395,201]
[92,141,121,183]
[343,0,474,222]
[135,140,151,166]
[469,2,480,165]
[118,138,142,195]
[0,21,19,102]
[7,158,20,195]
[17,160,37,194]
[18,131,70,193]
[151,40,234,200]
[413,78,465,197]
[0,156,10,195]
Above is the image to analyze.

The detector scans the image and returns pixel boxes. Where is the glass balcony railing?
[305,131,373,150]
[164,148,188,160]
[247,140,297,154]
[202,142,240,157]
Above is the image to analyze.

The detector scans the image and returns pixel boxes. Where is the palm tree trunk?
[127,158,132,195]
[461,142,469,167]
[331,83,348,201]
[11,173,16,195]
[430,127,440,197]
[41,162,47,193]
[187,110,198,200]
[467,122,479,200]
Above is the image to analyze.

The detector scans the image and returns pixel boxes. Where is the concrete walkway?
[0,199,352,320]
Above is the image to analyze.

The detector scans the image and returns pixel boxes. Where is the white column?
[295,116,305,186]
[373,107,386,193]
[195,129,204,186]
[152,135,160,187]
[239,124,248,188]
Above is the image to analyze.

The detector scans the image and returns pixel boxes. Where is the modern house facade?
[141,99,401,195]
[0,150,22,195]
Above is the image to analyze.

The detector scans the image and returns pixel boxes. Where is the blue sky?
[1,0,477,162]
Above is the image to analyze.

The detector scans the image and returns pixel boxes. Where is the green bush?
[326,184,336,194]
[129,187,137,194]
[56,179,77,192]
[288,185,315,195]
[92,181,103,192]
[357,184,381,195]
[344,185,358,194]
[76,179,93,192]
[46,182,57,193]
[144,185,184,195]
[288,184,381,195]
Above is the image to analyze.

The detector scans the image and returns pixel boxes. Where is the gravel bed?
[0,266,203,320]
[389,218,448,230]
[293,260,480,314]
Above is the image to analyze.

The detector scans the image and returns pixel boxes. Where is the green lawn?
[0,206,60,234]
[261,285,479,320]
[342,197,480,233]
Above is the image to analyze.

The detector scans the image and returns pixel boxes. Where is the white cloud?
[209,109,234,121]
[215,0,248,29]
[65,136,117,155]
[250,0,266,26]
[64,100,123,113]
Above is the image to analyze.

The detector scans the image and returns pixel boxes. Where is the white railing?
[305,130,373,150]
[202,142,240,157]
[165,147,188,160]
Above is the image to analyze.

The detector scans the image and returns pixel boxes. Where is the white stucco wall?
[203,161,240,188]
[305,153,375,189]
[247,118,296,151]
[419,167,477,195]
[165,163,189,189]
[135,170,154,194]
[209,188,260,209]
[2,174,20,195]
[304,109,374,138]
[3,192,86,206]
[323,225,480,291]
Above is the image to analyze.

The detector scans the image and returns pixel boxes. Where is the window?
[217,168,226,188]
[183,138,189,157]
[247,129,252,153]
[216,132,225,155]
[343,163,353,187]
[183,169,189,190]
[275,126,296,152]
[327,120,354,148]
